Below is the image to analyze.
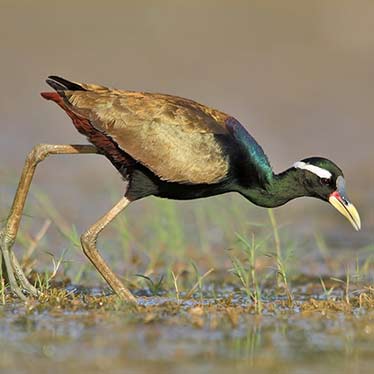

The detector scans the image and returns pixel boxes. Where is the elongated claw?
[0,230,40,300]
[10,252,40,296]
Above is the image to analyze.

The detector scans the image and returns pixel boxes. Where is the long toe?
[10,253,40,297]
[0,238,28,301]
[8,279,27,301]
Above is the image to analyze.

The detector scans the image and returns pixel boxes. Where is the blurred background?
[0,1,373,274]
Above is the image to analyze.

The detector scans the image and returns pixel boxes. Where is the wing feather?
[64,89,231,184]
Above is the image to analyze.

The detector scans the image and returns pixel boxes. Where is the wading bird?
[0,76,361,302]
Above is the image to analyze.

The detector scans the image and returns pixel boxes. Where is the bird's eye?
[320,178,330,185]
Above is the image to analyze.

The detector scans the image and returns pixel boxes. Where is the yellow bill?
[329,191,361,231]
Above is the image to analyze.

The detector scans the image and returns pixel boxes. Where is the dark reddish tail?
[40,91,62,102]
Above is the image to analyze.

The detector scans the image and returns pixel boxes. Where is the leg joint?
[27,144,54,165]
[0,229,15,248]
[80,230,97,251]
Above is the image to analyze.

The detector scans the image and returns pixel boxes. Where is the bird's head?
[293,157,361,231]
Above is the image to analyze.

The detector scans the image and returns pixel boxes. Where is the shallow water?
[2,286,374,374]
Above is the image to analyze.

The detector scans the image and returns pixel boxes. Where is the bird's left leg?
[0,144,98,299]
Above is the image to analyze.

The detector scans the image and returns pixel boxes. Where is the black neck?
[237,167,307,208]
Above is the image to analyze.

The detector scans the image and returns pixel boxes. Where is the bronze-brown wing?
[63,89,231,184]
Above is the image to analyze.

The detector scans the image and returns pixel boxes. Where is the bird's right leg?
[80,196,137,303]
[0,144,98,299]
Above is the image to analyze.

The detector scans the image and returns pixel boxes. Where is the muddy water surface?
[1,287,374,374]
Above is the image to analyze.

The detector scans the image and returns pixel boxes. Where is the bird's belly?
[155,180,231,200]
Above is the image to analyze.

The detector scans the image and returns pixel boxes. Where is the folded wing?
[63,89,231,184]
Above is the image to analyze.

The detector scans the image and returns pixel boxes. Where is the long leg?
[0,144,98,299]
[80,196,136,303]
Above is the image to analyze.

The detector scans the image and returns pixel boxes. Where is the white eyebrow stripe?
[293,161,332,179]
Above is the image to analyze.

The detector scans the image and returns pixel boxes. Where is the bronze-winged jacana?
[0,76,361,302]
